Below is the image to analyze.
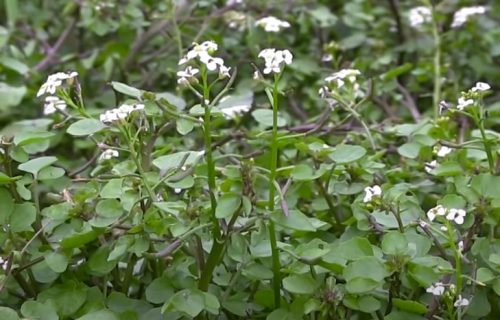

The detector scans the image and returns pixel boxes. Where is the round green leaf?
[328,145,366,163]
[18,156,58,177]
[21,300,58,320]
[215,193,241,219]
[382,231,409,256]
[10,202,36,232]
[146,276,174,304]
[45,252,69,273]
[38,166,65,181]
[67,119,106,136]
[76,309,119,320]
[0,307,19,320]
[282,274,318,294]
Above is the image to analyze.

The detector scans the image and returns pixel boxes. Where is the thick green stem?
[471,107,495,174]
[268,76,282,308]
[446,221,462,294]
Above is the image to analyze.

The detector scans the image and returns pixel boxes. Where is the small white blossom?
[426,282,446,296]
[100,103,144,124]
[437,146,453,157]
[179,41,230,75]
[440,226,448,231]
[325,69,361,89]
[446,208,466,225]
[258,48,293,74]
[427,204,446,222]
[99,149,119,161]
[425,160,437,173]
[174,188,182,194]
[454,295,469,307]
[439,100,450,114]
[363,185,382,203]
[255,16,291,33]
[0,256,6,271]
[409,6,432,28]
[457,97,474,110]
[218,65,231,78]
[220,104,250,119]
[321,54,333,62]
[458,240,464,253]
[44,96,67,115]
[471,82,491,92]
[37,71,78,97]
[451,6,487,28]
[177,66,199,85]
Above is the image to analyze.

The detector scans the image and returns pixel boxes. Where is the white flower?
[471,82,491,92]
[426,282,445,296]
[100,103,144,124]
[439,100,450,114]
[425,160,437,173]
[99,149,119,161]
[258,48,293,74]
[0,256,6,271]
[457,97,474,110]
[174,188,182,194]
[454,295,469,307]
[218,65,231,78]
[451,6,487,28]
[37,71,78,97]
[363,185,382,203]
[43,96,67,115]
[322,54,333,62]
[220,104,250,119]
[440,226,448,231]
[446,208,466,225]
[318,87,330,98]
[427,204,446,222]
[458,240,464,253]
[325,69,361,88]
[255,16,290,33]
[177,66,199,85]
[409,6,432,28]
[178,41,230,75]
[437,146,453,157]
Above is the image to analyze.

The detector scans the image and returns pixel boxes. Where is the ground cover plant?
[1,0,500,319]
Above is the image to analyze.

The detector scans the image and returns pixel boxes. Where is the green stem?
[430,3,441,121]
[474,105,495,174]
[268,75,282,308]
[198,67,223,291]
[343,103,376,150]
[446,220,462,294]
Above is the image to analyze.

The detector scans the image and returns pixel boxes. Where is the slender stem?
[268,75,282,308]
[446,220,462,295]
[198,67,224,291]
[430,3,441,121]
[343,103,376,150]
[472,105,495,174]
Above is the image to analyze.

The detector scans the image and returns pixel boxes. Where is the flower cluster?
[456,82,490,111]
[178,41,231,79]
[363,185,382,203]
[43,96,67,115]
[255,16,290,33]
[451,6,487,28]
[99,149,119,161]
[99,103,144,124]
[408,6,432,28]
[426,282,445,296]
[436,145,453,157]
[427,205,466,225]
[324,69,361,89]
[258,48,293,74]
[37,71,78,97]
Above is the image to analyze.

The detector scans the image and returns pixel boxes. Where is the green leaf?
[152,151,204,173]
[0,172,19,184]
[392,299,427,315]
[328,145,366,163]
[76,310,119,320]
[290,164,314,181]
[432,162,463,177]
[110,81,142,98]
[60,229,102,249]
[21,300,58,320]
[282,274,318,294]
[38,280,87,317]
[176,118,194,135]
[90,199,123,227]
[0,82,26,112]
[146,276,174,304]
[13,131,55,146]
[335,237,374,260]
[88,246,117,276]
[252,109,286,128]
[382,231,409,256]
[381,63,413,81]
[271,209,316,232]
[0,307,19,320]
[466,288,491,317]
[18,156,58,178]
[163,289,205,317]
[397,142,421,159]
[0,56,29,74]
[100,178,123,199]
[10,202,36,232]
[45,252,69,273]
[67,119,107,136]
[153,201,187,215]
[215,193,241,219]
[343,295,381,313]
[345,277,380,294]
[38,166,65,181]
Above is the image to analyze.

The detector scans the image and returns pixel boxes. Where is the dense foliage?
[1,1,500,319]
